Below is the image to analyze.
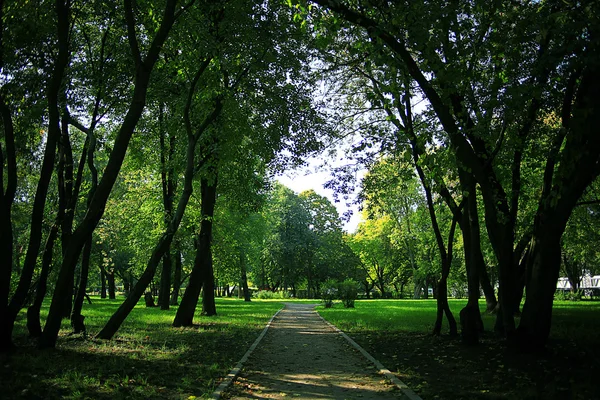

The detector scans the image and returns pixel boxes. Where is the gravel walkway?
[222,303,411,399]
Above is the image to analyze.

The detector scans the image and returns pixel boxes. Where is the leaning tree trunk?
[26,222,60,337]
[174,174,218,326]
[96,131,200,338]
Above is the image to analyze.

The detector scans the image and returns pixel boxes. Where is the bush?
[321,280,338,308]
[253,290,292,299]
[339,279,358,308]
[554,290,583,301]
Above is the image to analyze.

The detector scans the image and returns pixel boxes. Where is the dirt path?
[222,303,410,399]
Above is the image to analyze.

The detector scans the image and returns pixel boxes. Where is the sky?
[275,159,364,233]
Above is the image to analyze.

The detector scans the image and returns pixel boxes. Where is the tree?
[303,0,600,348]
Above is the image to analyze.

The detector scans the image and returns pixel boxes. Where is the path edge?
[316,311,423,400]
[212,305,284,399]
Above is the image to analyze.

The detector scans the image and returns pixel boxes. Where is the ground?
[222,303,409,399]
[350,330,599,400]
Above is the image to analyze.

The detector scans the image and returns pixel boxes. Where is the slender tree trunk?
[71,237,92,334]
[100,265,107,299]
[158,105,175,310]
[433,215,459,336]
[240,249,251,302]
[107,271,116,299]
[478,260,497,312]
[170,249,182,305]
[159,251,172,310]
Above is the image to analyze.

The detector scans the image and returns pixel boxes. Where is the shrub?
[339,279,358,308]
[554,290,582,301]
[321,279,338,308]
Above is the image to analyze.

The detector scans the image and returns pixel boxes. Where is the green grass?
[3,296,284,399]
[318,299,600,340]
[318,298,600,340]
[316,299,600,400]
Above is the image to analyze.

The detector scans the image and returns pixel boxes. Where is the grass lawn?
[1,297,284,399]
[318,299,600,400]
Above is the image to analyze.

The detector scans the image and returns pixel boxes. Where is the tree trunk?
[0,47,18,351]
[27,222,59,338]
[107,271,116,299]
[478,260,497,312]
[170,249,182,305]
[173,240,204,326]
[174,174,218,325]
[71,237,92,334]
[460,182,484,345]
[158,104,175,310]
[433,214,459,336]
[100,264,107,299]
[240,249,251,302]
[200,176,218,316]
[517,232,562,351]
[159,251,171,310]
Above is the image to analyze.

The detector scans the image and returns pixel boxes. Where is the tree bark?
[100,264,107,298]
[107,271,116,299]
[195,176,218,316]
[71,237,92,334]
[240,248,251,302]
[170,249,183,305]
[158,106,175,310]
[460,182,484,345]
[159,251,172,310]
[26,222,60,338]
[0,4,18,348]
[174,174,219,326]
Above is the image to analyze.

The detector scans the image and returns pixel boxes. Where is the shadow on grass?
[3,297,283,399]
